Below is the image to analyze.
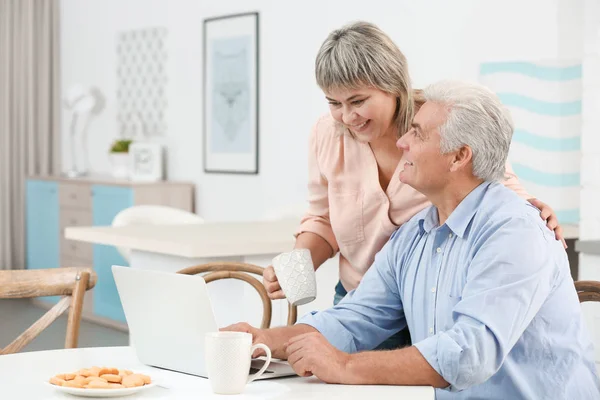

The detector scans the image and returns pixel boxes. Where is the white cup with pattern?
[272,249,317,306]
[204,331,271,394]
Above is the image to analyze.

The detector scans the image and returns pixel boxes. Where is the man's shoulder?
[472,183,555,243]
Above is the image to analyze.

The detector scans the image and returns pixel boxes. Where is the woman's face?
[325,86,397,143]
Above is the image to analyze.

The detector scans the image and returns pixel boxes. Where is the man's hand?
[285,332,351,384]
[220,322,271,358]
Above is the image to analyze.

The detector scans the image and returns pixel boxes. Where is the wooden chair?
[177,262,297,329]
[575,280,600,303]
[0,267,97,355]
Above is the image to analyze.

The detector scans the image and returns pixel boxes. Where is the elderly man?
[226,81,600,399]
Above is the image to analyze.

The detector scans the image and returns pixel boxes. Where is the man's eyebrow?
[411,122,422,131]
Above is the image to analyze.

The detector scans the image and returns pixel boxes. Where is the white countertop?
[65,219,299,258]
[561,224,579,240]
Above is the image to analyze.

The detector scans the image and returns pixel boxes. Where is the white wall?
[578,0,600,361]
[60,0,566,222]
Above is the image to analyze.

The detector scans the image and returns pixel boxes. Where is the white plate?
[45,381,156,398]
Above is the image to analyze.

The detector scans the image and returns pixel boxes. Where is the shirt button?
[431,287,436,293]
[449,233,453,238]
[429,328,434,334]
[436,247,441,253]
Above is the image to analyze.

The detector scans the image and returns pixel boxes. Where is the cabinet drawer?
[60,208,93,232]
[59,183,92,210]
[61,238,93,261]
[60,209,93,260]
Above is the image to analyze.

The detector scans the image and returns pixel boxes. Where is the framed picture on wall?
[203,12,259,174]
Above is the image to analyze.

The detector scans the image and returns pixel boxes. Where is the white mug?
[204,332,272,394]
[272,248,317,306]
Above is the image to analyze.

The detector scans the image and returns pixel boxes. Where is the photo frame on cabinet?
[129,142,164,182]
[203,12,259,174]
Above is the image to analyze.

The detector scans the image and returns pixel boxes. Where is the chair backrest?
[575,280,600,303]
[111,205,204,262]
[177,262,297,329]
[0,267,97,355]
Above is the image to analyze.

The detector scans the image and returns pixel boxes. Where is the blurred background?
[1,0,599,362]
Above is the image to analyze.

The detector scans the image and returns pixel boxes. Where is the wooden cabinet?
[26,176,194,327]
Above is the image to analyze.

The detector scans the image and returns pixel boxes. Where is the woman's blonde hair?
[315,21,418,137]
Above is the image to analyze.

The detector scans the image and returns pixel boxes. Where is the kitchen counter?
[576,240,600,256]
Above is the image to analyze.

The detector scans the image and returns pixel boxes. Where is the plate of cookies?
[46,366,155,397]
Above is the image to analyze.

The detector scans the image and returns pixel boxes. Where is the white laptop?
[112,265,296,379]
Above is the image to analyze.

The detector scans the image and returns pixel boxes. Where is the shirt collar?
[420,206,439,234]
[419,181,492,238]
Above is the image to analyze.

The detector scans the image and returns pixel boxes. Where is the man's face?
[396,101,457,195]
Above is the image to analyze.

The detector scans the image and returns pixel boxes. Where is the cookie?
[137,374,151,384]
[100,374,122,383]
[98,367,119,376]
[83,376,106,385]
[108,383,125,389]
[121,374,144,388]
[86,380,110,389]
[63,380,85,388]
[49,376,65,386]
[50,367,150,390]
[77,369,92,377]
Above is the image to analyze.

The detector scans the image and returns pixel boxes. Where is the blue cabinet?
[26,180,60,304]
[92,185,133,323]
[26,177,193,327]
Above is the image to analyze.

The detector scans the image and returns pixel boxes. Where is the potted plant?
[109,139,133,179]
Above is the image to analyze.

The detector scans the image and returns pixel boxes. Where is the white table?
[0,346,434,399]
[65,220,341,328]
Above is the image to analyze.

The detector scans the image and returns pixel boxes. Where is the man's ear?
[450,145,473,172]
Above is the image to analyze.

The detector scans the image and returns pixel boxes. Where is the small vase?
[110,152,130,179]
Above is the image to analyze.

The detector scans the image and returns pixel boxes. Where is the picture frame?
[203,12,259,174]
[129,142,164,182]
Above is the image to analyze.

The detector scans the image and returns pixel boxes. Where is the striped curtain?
[0,0,61,269]
[480,61,582,224]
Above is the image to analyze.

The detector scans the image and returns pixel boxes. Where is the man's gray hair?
[422,81,514,182]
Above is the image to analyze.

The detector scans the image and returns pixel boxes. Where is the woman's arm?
[294,118,339,264]
[264,118,339,299]
[294,232,334,270]
[502,160,532,199]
